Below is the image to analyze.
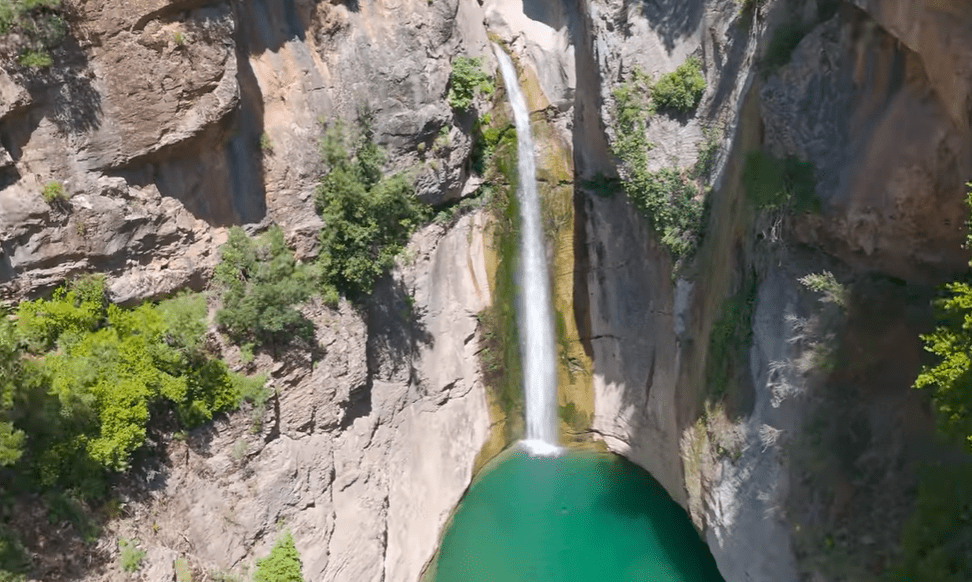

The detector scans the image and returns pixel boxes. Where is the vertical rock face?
[762,4,972,282]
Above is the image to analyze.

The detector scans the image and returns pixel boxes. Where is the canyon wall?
[1,0,971,581]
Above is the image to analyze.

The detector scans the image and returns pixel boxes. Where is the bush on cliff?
[447,56,494,112]
[254,531,304,582]
[214,226,316,348]
[1,277,264,495]
[315,121,429,301]
[652,57,705,114]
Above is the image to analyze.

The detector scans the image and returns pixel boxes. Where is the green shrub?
[214,226,316,347]
[315,123,429,301]
[17,48,50,68]
[6,278,265,492]
[118,538,145,573]
[254,531,304,582]
[0,315,24,469]
[40,181,66,204]
[174,557,192,582]
[260,132,273,153]
[652,57,706,113]
[626,167,705,259]
[0,525,29,582]
[913,187,972,451]
[742,150,817,212]
[447,56,493,112]
[45,491,99,542]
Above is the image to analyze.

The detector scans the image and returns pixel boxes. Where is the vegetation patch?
[609,68,717,268]
[0,277,266,498]
[893,462,972,581]
[40,181,66,205]
[913,185,972,452]
[118,538,145,573]
[0,524,29,582]
[315,119,430,302]
[705,271,757,403]
[742,150,817,213]
[254,531,304,582]
[214,226,317,349]
[0,0,65,68]
[446,56,494,112]
[651,57,706,114]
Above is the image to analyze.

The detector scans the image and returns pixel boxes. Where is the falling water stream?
[492,44,559,455]
[428,47,727,582]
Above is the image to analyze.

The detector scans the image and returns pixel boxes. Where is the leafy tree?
[214,226,315,347]
[315,123,429,301]
[254,531,304,582]
[913,186,972,450]
[446,56,493,112]
[8,278,264,492]
[0,314,24,467]
[652,57,706,113]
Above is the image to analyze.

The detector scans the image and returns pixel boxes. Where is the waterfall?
[492,45,559,456]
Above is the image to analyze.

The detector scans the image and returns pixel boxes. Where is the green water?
[432,449,726,582]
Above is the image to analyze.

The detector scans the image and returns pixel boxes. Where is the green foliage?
[799,271,846,307]
[214,226,316,347]
[762,22,809,74]
[706,273,757,401]
[0,315,24,468]
[45,491,99,542]
[742,150,818,213]
[40,181,66,204]
[610,67,655,170]
[6,278,265,493]
[172,31,185,46]
[118,538,145,573]
[609,70,714,265]
[915,284,972,448]
[0,0,65,68]
[625,167,705,260]
[913,185,972,452]
[893,463,972,582]
[0,524,28,582]
[174,557,192,582]
[254,531,304,582]
[652,57,706,114]
[260,132,273,153]
[446,56,494,112]
[315,122,429,301]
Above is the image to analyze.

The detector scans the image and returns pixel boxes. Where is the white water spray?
[492,45,559,456]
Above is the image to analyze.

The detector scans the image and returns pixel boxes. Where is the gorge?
[0,0,970,581]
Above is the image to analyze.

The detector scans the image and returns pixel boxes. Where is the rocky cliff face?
[2,0,971,581]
